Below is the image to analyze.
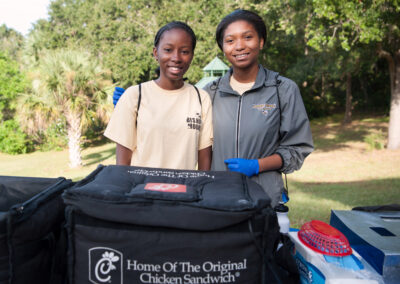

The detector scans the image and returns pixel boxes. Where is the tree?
[18,49,112,167]
[0,51,26,121]
[304,0,400,148]
[0,24,24,61]
[30,0,232,86]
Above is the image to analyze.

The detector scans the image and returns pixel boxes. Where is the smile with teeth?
[169,66,182,72]
[234,53,249,60]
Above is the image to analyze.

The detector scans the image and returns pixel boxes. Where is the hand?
[113,86,125,107]
[224,158,259,177]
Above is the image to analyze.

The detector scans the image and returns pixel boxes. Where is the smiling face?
[222,20,264,72]
[153,28,194,90]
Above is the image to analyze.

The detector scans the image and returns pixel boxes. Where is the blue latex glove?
[224,158,259,177]
[113,86,125,107]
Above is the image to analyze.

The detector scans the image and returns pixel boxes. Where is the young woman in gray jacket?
[202,9,314,208]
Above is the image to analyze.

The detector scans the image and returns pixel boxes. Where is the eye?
[164,48,171,52]
[225,39,234,44]
[245,35,253,39]
[181,50,190,55]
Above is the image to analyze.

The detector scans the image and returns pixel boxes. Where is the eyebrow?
[224,30,254,37]
[161,43,192,49]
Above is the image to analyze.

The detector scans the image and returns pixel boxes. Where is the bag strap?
[135,83,142,127]
[273,74,289,199]
[210,77,222,105]
[193,85,202,106]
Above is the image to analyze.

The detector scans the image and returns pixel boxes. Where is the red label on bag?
[144,183,187,193]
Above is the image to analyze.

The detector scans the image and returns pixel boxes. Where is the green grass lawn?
[1,114,399,228]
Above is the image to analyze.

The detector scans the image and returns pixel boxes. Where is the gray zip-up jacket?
[204,65,314,207]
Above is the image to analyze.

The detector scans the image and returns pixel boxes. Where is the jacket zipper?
[236,96,242,158]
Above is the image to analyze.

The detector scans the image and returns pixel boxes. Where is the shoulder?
[125,81,156,98]
[124,84,140,96]
[197,87,212,106]
[185,83,212,105]
[278,75,299,90]
[117,83,143,109]
[263,67,300,97]
[203,78,222,95]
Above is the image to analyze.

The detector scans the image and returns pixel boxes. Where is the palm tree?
[19,49,112,168]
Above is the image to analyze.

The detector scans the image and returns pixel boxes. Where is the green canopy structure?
[195,57,229,88]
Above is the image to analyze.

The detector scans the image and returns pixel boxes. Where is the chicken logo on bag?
[89,247,123,284]
[145,183,187,193]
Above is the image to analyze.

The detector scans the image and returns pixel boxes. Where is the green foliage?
[39,119,68,151]
[16,48,113,161]
[0,120,32,154]
[0,52,26,121]
[364,130,385,150]
[3,0,397,150]
[31,0,231,86]
[0,24,24,60]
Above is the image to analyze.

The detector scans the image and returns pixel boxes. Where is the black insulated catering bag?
[0,175,73,284]
[63,165,282,284]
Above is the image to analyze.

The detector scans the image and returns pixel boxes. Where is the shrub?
[39,119,68,151]
[0,120,32,154]
[364,130,385,150]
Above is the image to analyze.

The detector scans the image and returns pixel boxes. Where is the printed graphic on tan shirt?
[186,112,201,130]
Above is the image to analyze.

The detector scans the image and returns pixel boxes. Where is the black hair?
[215,9,266,50]
[154,21,197,51]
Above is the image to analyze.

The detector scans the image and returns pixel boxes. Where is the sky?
[0,0,51,36]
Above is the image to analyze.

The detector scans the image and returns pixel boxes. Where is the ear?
[153,47,158,61]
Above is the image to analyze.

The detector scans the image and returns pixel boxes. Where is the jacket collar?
[218,65,278,96]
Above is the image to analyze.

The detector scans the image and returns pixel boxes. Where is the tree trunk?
[359,77,368,107]
[343,73,352,124]
[387,52,400,149]
[66,111,82,168]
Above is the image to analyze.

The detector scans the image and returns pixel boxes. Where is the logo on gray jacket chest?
[252,103,277,116]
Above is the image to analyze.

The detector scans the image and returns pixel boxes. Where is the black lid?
[275,203,289,213]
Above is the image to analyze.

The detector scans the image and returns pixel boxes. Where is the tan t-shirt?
[230,75,255,95]
[104,80,213,170]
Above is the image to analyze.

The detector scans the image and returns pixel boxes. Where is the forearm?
[116,143,133,165]
[198,146,212,171]
[258,154,282,173]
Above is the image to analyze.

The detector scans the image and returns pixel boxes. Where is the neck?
[155,76,184,90]
[232,64,259,83]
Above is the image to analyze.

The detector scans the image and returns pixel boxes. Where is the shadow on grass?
[287,177,400,227]
[310,115,388,152]
[82,146,115,167]
[290,177,400,208]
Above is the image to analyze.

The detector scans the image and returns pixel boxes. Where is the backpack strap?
[272,73,289,200]
[193,85,202,107]
[135,83,142,127]
[274,73,282,137]
[210,77,222,105]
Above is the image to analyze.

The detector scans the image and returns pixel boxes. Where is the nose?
[234,38,245,51]
[171,50,182,62]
